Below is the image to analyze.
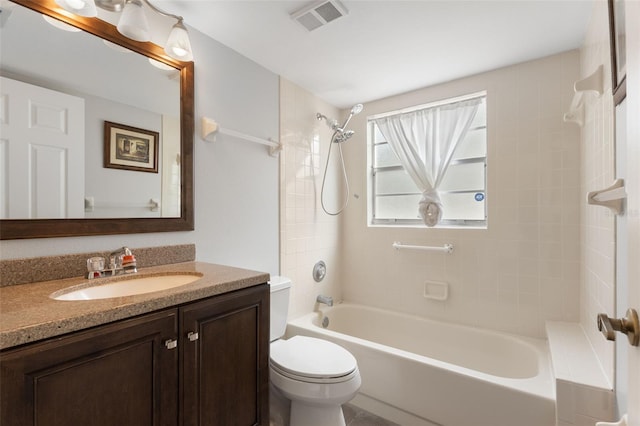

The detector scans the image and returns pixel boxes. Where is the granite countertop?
[0,262,270,350]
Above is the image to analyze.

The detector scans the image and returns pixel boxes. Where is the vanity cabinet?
[0,284,269,426]
[1,310,179,425]
[181,284,270,425]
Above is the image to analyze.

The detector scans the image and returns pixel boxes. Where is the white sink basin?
[52,274,202,301]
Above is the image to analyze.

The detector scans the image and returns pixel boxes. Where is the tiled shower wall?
[279,78,342,320]
[340,50,582,339]
[580,0,616,385]
[278,43,613,349]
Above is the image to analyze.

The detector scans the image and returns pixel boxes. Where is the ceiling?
[160,0,593,109]
[1,1,179,115]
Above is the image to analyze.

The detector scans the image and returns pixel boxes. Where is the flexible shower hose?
[320,131,350,216]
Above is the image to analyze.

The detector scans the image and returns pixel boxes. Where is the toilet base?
[290,401,346,426]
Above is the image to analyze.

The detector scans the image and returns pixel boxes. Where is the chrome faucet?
[109,246,137,275]
[316,294,333,307]
[87,247,137,279]
[108,247,128,271]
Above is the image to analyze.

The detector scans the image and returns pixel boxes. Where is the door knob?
[597,308,639,347]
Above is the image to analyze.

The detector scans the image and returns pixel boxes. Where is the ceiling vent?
[290,0,348,32]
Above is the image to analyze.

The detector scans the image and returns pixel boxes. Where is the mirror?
[0,0,194,239]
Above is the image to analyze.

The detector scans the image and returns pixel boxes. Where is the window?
[369,94,487,227]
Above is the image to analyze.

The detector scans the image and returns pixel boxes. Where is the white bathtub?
[287,303,556,426]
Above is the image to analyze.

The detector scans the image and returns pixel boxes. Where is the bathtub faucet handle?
[316,294,333,307]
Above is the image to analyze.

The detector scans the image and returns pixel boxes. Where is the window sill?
[368,223,487,230]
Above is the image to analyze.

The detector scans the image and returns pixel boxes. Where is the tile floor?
[267,334,400,425]
[270,390,399,426]
[343,404,400,426]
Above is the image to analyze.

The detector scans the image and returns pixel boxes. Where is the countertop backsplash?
[0,244,196,287]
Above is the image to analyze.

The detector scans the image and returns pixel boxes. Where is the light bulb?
[43,15,82,32]
[165,19,193,61]
[116,0,149,42]
[55,0,98,17]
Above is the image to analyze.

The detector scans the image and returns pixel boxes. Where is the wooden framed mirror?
[608,0,627,106]
[0,0,194,239]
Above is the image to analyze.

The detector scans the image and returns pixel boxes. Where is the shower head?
[340,103,363,131]
[350,104,363,115]
[317,103,363,140]
[334,129,354,143]
[317,112,339,130]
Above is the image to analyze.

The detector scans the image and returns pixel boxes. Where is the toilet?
[269,276,361,426]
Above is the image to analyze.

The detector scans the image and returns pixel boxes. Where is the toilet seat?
[270,336,357,384]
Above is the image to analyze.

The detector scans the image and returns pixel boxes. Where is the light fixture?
[103,39,133,53]
[43,14,82,32]
[116,0,149,42]
[55,0,98,17]
[56,0,194,61]
[95,0,124,12]
[165,19,193,62]
[148,57,174,71]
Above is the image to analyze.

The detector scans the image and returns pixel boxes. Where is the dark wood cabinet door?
[1,310,179,426]
[181,284,269,426]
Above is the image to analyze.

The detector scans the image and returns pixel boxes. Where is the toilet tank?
[268,276,291,342]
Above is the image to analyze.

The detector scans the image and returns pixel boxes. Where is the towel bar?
[392,242,454,254]
[201,117,281,156]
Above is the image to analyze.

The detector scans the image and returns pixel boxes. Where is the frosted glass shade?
[116,0,149,42]
[165,20,193,61]
[55,0,97,17]
[43,15,82,32]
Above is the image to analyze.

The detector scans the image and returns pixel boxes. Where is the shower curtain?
[374,98,481,226]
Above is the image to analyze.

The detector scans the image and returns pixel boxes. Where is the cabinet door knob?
[164,339,178,350]
[187,332,199,342]
[597,308,639,347]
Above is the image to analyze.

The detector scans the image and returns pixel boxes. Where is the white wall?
[339,51,582,339]
[579,0,617,387]
[0,26,280,277]
[84,95,163,219]
[279,78,342,320]
[189,28,279,275]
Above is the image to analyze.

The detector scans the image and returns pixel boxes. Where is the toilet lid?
[270,335,357,380]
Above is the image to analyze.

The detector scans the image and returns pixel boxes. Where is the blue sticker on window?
[474,193,485,201]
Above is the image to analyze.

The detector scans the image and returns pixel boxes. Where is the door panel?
[0,76,84,218]
[615,100,628,418]
[621,1,639,424]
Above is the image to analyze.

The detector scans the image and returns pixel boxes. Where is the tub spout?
[316,294,333,307]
